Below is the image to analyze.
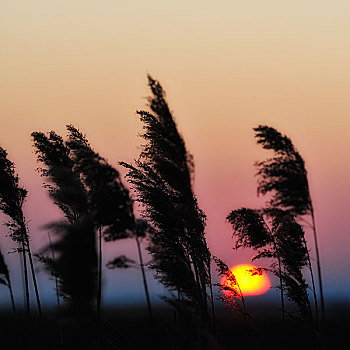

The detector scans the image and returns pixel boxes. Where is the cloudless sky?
[0,0,349,309]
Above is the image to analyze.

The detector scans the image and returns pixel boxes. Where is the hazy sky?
[0,1,349,308]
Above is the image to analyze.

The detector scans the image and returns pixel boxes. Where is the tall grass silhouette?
[121,75,215,345]
[213,257,247,322]
[226,208,286,321]
[226,125,324,347]
[0,146,41,317]
[0,77,334,350]
[65,124,134,315]
[253,125,325,322]
[33,126,153,321]
[227,207,318,346]
[32,130,97,315]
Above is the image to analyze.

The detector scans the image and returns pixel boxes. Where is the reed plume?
[32,130,97,315]
[227,208,313,325]
[121,75,213,331]
[253,125,324,321]
[213,257,247,319]
[65,124,135,314]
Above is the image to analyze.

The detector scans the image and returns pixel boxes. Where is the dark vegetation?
[0,76,344,349]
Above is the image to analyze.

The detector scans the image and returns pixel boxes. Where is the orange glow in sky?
[222,264,271,296]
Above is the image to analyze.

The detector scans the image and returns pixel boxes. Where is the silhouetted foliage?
[121,75,212,328]
[65,124,134,239]
[35,233,61,310]
[65,124,135,314]
[226,208,271,250]
[254,125,311,216]
[33,126,137,315]
[45,219,97,313]
[0,249,9,287]
[0,146,41,316]
[213,257,247,316]
[254,125,324,321]
[227,208,313,323]
[32,131,97,315]
[35,253,58,283]
[0,147,28,254]
[0,148,27,224]
[226,208,285,321]
[32,131,88,223]
[268,209,312,323]
[106,255,136,269]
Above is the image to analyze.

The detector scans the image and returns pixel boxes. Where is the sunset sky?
[0,1,349,309]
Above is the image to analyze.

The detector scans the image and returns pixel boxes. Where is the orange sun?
[222,264,271,296]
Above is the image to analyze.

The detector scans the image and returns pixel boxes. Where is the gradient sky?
[0,1,349,309]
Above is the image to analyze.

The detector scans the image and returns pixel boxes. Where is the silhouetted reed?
[33,125,153,323]
[266,209,313,323]
[227,208,286,321]
[32,130,97,315]
[213,257,247,322]
[45,219,97,316]
[254,125,325,321]
[0,146,41,316]
[227,206,317,347]
[121,75,213,336]
[65,124,135,315]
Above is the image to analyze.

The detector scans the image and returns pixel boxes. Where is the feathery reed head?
[227,208,271,249]
[254,125,311,216]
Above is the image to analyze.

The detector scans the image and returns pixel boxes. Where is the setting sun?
[222,264,271,296]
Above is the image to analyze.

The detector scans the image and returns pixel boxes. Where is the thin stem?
[310,209,325,322]
[19,218,41,317]
[302,236,319,324]
[135,235,153,321]
[263,218,285,322]
[208,267,216,332]
[20,233,30,317]
[25,236,42,318]
[48,231,60,310]
[97,225,102,316]
[273,244,285,323]
[192,256,208,317]
[262,218,289,346]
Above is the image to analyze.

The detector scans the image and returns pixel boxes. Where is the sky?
[0,1,349,311]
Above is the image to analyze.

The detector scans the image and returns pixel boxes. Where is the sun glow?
[222,264,270,296]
